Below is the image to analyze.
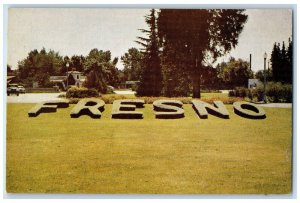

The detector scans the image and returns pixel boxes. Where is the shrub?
[229,87,250,98]
[228,90,235,97]
[131,84,139,92]
[254,82,292,103]
[101,94,128,104]
[201,89,222,93]
[66,94,245,105]
[66,87,99,98]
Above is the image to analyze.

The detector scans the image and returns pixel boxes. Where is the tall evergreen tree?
[136,9,163,96]
[271,43,281,82]
[279,42,287,82]
[271,38,293,84]
[286,38,293,83]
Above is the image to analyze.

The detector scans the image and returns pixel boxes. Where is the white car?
[7,84,19,96]
[18,85,26,94]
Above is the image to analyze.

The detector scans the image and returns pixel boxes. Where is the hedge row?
[229,82,292,103]
[66,95,244,104]
[66,87,99,98]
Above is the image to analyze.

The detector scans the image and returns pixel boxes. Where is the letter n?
[192,100,229,119]
[70,98,105,118]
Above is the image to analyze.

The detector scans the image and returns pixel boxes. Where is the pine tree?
[279,41,287,82]
[286,38,293,84]
[136,9,163,96]
[271,39,293,84]
[271,43,280,82]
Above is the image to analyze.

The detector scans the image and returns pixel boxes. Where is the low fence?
[25,88,60,93]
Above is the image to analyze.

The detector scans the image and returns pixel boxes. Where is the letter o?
[233,102,266,119]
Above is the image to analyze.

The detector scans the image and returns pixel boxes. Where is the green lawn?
[6,103,292,194]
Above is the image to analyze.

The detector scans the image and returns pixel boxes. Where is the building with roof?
[7,76,16,84]
[50,71,86,90]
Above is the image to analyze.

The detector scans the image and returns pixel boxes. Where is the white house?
[50,71,86,90]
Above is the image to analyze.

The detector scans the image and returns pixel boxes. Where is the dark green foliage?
[136,9,163,97]
[228,90,235,97]
[83,49,119,93]
[192,100,229,119]
[217,58,253,89]
[153,100,184,119]
[66,87,99,98]
[28,100,69,117]
[157,9,248,98]
[121,48,143,82]
[229,87,250,98]
[255,82,292,103]
[233,102,266,119]
[111,99,144,119]
[229,82,292,103]
[70,98,105,119]
[271,38,293,84]
[161,42,191,97]
[255,69,272,82]
[200,66,220,90]
[18,48,64,87]
[70,55,85,72]
[7,64,12,73]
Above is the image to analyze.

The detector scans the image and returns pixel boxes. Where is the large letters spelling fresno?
[28,98,266,119]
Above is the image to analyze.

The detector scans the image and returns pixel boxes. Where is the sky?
[7,8,292,72]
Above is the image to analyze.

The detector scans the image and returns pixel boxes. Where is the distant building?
[50,71,86,90]
[119,81,140,89]
[248,79,262,89]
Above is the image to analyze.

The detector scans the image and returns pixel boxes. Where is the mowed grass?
[6,103,292,194]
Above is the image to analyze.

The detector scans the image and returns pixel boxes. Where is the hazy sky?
[7,8,292,72]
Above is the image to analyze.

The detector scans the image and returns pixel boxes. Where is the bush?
[228,87,250,98]
[66,87,99,98]
[101,94,128,104]
[100,95,243,104]
[131,84,139,92]
[228,90,235,97]
[201,89,222,93]
[267,82,292,102]
[229,82,293,103]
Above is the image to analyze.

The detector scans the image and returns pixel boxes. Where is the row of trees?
[255,38,293,85]
[121,45,254,94]
[133,9,248,98]
[12,9,290,96]
[12,48,121,92]
[270,38,293,84]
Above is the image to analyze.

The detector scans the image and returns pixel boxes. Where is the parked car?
[18,85,26,94]
[7,84,19,96]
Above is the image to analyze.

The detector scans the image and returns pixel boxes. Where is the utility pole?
[250,54,252,70]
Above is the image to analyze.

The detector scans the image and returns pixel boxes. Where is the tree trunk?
[192,65,201,98]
